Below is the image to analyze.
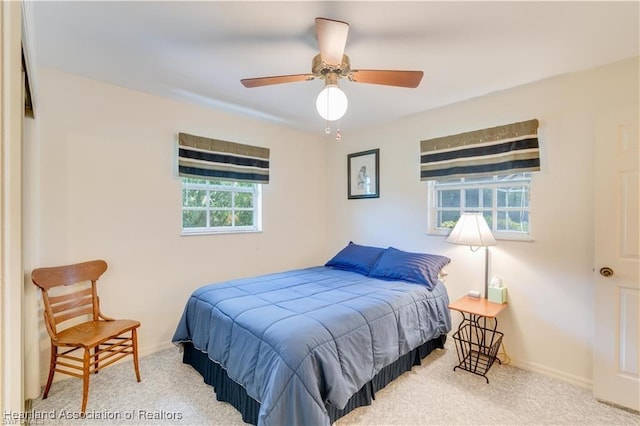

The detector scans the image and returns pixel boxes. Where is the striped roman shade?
[420,119,540,181]
[178,133,270,184]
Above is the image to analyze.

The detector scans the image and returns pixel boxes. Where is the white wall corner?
[1,0,25,415]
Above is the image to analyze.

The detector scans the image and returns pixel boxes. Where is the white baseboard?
[45,341,178,386]
[139,341,177,358]
[435,333,592,390]
[509,357,593,390]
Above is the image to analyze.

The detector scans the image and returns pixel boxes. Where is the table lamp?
[446,212,496,298]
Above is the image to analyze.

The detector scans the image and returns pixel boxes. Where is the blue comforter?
[172,266,451,425]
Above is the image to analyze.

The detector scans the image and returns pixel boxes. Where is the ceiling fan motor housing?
[312,54,351,82]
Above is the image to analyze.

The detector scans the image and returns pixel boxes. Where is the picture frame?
[347,149,379,199]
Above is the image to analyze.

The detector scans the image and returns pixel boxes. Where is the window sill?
[428,229,533,242]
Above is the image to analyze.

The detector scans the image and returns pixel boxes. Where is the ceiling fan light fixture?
[316,84,348,121]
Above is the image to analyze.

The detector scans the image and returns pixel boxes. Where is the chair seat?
[55,319,140,348]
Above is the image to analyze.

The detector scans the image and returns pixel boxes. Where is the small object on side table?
[488,286,508,304]
[448,296,508,383]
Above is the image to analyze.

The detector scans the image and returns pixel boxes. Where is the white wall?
[324,57,639,387]
[33,69,328,381]
[1,0,25,412]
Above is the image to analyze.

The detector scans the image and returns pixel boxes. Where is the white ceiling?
[29,1,639,135]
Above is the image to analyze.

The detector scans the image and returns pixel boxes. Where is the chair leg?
[132,328,141,382]
[81,348,90,413]
[94,345,99,374]
[42,343,57,399]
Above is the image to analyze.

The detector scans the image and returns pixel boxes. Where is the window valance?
[420,119,540,181]
[178,133,270,184]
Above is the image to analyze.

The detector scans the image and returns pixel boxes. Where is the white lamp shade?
[446,212,496,247]
[316,84,348,121]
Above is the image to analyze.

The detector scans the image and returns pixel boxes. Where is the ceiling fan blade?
[315,17,349,66]
[241,74,316,88]
[348,70,424,88]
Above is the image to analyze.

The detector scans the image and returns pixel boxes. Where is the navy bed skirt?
[182,334,447,424]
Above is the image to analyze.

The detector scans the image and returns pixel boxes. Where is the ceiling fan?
[240,17,424,124]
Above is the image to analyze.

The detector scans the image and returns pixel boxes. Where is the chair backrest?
[31,260,108,337]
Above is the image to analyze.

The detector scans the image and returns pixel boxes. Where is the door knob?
[599,267,614,277]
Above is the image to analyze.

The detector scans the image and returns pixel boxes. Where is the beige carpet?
[29,340,639,425]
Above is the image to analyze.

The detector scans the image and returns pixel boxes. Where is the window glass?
[439,189,460,208]
[235,192,253,208]
[183,210,206,228]
[465,189,480,208]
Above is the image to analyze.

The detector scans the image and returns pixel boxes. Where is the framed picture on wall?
[347,149,379,199]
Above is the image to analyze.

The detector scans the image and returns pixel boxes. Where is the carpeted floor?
[29,340,639,425]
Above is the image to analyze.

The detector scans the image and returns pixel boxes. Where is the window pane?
[482,189,492,207]
[439,190,460,208]
[183,189,207,207]
[236,182,254,188]
[497,189,506,207]
[465,189,480,208]
[496,210,528,232]
[507,210,529,232]
[496,211,508,231]
[497,187,529,208]
[183,210,206,228]
[439,211,459,228]
[210,210,232,227]
[236,211,254,226]
[510,187,529,208]
[209,191,232,208]
[235,192,253,208]
[483,212,493,229]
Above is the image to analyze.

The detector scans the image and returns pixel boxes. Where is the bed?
[172,244,452,426]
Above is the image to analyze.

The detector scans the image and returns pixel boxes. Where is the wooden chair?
[31,259,140,413]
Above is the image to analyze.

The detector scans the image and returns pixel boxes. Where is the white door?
[593,107,639,411]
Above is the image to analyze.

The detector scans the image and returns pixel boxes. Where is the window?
[428,173,531,240]
[182,178,261,235]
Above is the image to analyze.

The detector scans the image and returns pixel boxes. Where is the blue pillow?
[325,242,386,276]
[369,247,450,289]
